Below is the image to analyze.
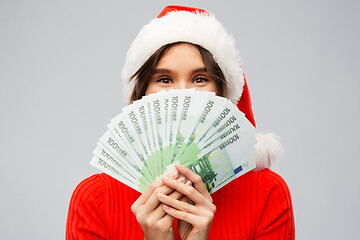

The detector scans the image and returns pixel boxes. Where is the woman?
[66,6,295,240]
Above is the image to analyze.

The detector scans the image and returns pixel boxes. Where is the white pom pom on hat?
[121,5,283,170]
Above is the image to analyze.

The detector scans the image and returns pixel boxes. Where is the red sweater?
[66,169,294,239]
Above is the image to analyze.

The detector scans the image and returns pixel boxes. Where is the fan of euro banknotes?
[90,89,257,194]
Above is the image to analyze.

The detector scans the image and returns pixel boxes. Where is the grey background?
[1,0,359,239]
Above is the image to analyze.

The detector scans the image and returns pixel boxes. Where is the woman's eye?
[157,78,172,84]
[193,77,208,83]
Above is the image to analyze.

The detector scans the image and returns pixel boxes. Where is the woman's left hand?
[157,164,216,240]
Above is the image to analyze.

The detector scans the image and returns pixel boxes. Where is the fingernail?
[186,180,192,186]
[176,164,184,170]
[163,204,170,210]
[178,176,185,183]
[169,170,178,178]
[163,176,170,182]
[158,193,166,200]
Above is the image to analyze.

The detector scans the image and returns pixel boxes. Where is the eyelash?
[156,77,172,83]
[193,77,208,83]
[155,76,209,84]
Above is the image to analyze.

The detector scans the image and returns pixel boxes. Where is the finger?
[166,169,179,179]
[133,170,179,208]
[132,180,163,209]
[158,213,175,229]
[153,188,185,219]
[158,193,200,215]
[162,176,206,205]
[179,195,189,204]
[144,184,177,210]
[175,164,212,202]
[163,204,201,226]
[168,186,185,200]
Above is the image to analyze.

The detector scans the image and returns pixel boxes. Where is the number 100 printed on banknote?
[91,90,257,193]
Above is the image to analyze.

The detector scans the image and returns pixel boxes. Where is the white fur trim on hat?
[121,8,284,171]
[254,133,284,170]
[121,10,244,104]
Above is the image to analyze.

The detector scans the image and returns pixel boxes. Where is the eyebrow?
[153,67,208,74]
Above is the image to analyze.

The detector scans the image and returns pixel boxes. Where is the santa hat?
[121,5,283,170]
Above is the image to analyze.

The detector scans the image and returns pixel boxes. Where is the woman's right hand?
[131,171,187,240]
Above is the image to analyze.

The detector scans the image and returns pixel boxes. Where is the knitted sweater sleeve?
[66,174,110,240]
[254,170,295,240]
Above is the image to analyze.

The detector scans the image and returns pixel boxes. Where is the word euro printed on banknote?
[91,90,257,194]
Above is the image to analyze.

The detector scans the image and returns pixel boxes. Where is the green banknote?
[93,90,257,193]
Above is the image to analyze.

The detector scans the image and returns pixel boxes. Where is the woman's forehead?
[155,43,205,70]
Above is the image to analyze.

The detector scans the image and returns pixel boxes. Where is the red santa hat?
[121,5,283,170]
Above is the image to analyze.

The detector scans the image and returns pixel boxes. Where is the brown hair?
[129,42,227,103]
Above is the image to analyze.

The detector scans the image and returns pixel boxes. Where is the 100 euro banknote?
[91,90,257,193]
